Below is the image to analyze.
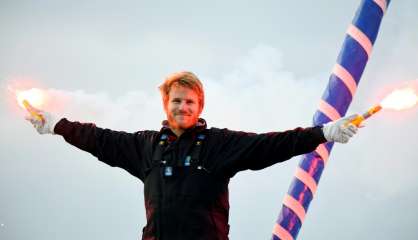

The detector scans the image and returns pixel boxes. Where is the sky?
[1,0,418,239]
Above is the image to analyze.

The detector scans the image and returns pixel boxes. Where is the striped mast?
[272,1,391,239]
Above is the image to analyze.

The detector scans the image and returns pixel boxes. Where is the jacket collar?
[160,118,207,136]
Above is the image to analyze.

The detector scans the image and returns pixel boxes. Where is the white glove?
[322,114,359,143]
[25,109,59,135]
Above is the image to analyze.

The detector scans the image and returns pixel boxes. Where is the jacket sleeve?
[209,126,327,177]
[53,118,146,179]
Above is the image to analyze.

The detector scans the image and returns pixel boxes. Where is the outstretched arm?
[209,115,358,177]
[24,104,146,179]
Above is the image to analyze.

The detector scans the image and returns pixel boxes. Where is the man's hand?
[24,104,59,135]
[322,114,359,143]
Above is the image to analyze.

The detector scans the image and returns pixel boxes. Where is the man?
[26,71,358,240]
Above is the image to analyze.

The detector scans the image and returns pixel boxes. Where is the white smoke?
[27,45,324,133]
[12,87,163,132]
[10,45,418,201]
[2,44,417,240]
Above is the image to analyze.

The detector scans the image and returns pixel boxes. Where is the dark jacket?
[54,118,326,240]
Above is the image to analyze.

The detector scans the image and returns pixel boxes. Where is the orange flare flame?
[380,88,418,110]
[15,88,45,109]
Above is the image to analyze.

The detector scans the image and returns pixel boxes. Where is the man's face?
[165,85,202,131]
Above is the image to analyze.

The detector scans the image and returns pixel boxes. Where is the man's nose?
[178,101,187,111]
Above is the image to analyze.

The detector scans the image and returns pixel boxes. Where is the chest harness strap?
[152,133,208,177]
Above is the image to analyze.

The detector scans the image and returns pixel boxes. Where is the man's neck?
[171,128,185,137]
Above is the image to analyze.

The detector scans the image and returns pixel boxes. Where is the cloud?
[5,44,325,132]
[9,45,417,200]
[203,44,324,131]
[2,44,418,240]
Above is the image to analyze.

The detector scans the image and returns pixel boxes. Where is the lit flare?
[22,100,44,122]
[14,88,45,122]
[349,87,417,127]
[16,88,45,109]
[380,87,418,110]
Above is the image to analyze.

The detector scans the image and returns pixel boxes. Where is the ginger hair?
[159,71,205,110]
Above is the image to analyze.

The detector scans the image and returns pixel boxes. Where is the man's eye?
[186,100,195,104]
[172,99,181,103]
